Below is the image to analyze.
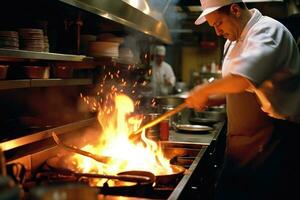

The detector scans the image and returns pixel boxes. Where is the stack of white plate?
[0,31,19,50]
[88,41,120,58]
[19,28,44,52]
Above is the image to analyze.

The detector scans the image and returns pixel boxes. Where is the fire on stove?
[12,93,202,200]
[50,94,185,184]
[2,88,221,200]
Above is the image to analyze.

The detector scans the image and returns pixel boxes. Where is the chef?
[185,0,300,199]
[150,45,176,96]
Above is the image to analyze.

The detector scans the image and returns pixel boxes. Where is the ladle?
[52,132,111,164]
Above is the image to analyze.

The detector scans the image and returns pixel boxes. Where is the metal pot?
[154,96,185,108]
[192,111,226,121]
[154,96,192,125]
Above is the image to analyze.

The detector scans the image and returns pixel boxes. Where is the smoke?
[148,0,187,42]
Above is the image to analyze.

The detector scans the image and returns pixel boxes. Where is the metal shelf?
[0,49,138,67]
[0,118,97,151]
[0,78,93,90]
[30,78,92,87]
[0,48,90,62]
[0,80,30,90]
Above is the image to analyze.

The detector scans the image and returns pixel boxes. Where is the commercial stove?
[1,118,226,200]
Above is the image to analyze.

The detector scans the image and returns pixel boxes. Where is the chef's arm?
[164,74,176,87]
[207,94,226,107]
[186,74,251,110]
[205,74,251,93]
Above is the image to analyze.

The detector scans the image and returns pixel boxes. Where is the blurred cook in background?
[150,45,176,96]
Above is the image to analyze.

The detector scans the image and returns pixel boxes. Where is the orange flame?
[72,94,172,185]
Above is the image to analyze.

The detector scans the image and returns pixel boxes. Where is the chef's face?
[205,9,241,41]
[155,55,164,66]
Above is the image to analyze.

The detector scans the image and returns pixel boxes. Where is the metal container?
[143,113,160,141]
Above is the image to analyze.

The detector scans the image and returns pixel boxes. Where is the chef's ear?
[230,3,241,18]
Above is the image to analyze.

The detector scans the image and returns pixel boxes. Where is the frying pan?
[154,164,185,185]
[46,156,185,186]
[45,156,156,195]
[189,117,220,126]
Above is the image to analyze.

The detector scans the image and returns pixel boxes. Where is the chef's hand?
[185,85,209,111]
[164,78,172,86]
[163,75,171,86]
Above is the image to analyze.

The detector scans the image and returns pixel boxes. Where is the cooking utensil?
[175,124,213,132]
[46,156,155,188]
[46,155,184,186]
[129,102,187,142]
[51,132,111,164]
[117,165,185,186]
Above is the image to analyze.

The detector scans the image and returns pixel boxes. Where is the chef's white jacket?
[150,61,176,96]
[223,9,300,123]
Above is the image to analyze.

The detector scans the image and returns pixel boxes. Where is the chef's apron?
[215,92,300,200]
[226,92,274,167]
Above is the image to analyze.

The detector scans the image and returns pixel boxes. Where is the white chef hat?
[195,0,243,25]
[155,45,166,56]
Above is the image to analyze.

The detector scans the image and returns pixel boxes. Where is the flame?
[71,94,173,186]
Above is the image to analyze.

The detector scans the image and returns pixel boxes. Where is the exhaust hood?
[58,0,172,44]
